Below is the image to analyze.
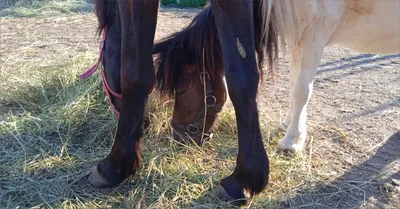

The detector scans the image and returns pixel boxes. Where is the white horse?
[260,0,400,151]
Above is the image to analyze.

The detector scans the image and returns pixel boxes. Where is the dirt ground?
[1,7,399,209]
[257,43,400,208]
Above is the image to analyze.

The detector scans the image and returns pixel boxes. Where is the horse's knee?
[225,74,259,104]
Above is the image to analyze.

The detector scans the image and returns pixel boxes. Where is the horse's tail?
[258,0,296,78]
[95,0,117,35]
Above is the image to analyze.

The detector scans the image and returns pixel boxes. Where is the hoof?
[214,185,234,201]
[278,138,305,152]
[213,184,249,206]
[88,166,114,188]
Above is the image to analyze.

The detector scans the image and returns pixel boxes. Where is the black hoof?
[88,166,114,188]
[213,184,250,206]
[87,159,129,188]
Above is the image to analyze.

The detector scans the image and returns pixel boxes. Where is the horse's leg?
[210,0,269,204]
[278,37,329,152]
[281,62,298,130]
[88,0,159,187]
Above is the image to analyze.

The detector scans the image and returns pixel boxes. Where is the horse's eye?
[175,89,186,96]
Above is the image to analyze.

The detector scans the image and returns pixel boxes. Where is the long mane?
[153,2,279,98]
[94,0,118,35]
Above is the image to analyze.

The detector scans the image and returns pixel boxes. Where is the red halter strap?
[80,27,122,118]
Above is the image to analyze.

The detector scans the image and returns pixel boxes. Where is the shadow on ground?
[277,131,400,209]
[317,54,400,75]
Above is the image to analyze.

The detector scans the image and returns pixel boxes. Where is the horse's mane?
[152,4,220,97]
[153,2,279,98]
[94,0,117,35]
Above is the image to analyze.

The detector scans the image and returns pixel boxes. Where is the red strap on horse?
[80,27,107,80]
[80,27,122,118]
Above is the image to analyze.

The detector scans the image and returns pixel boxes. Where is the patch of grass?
[0,0,93,17]
[0,32,311,209]
[161,0,209,8]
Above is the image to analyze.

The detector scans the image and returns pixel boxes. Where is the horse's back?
[329,0,400,54]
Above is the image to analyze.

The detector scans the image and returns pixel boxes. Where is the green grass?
[0,52,312,208]
[0,0,93,17]
[161,0,209,8]
[0,3,312,207]
[0,0,207,17]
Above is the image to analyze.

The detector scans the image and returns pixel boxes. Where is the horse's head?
[152,3,274,145]
[153,29,227,145]
[152,5,229,145]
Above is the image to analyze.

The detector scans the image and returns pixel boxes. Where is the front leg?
[281,63,299,130]
[88,0,159,187]
[210,0,269,205]
[278,26,338,152]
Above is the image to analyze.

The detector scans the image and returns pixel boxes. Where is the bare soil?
[256,28,400,209]
[1,7,399,209]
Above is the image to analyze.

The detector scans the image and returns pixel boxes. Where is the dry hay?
[1,3,399,209]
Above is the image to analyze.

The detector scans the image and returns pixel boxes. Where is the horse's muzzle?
[171,123,213,146]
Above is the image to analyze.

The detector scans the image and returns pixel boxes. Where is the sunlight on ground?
[0,0,93,17]
[0,47,311,208]
[2,1,399,208]
[0,1,318,208]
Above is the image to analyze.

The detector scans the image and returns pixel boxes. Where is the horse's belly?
[329,0,400,55]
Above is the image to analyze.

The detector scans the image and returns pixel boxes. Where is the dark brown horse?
[152,3,277,146]
[87,0,274,205]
